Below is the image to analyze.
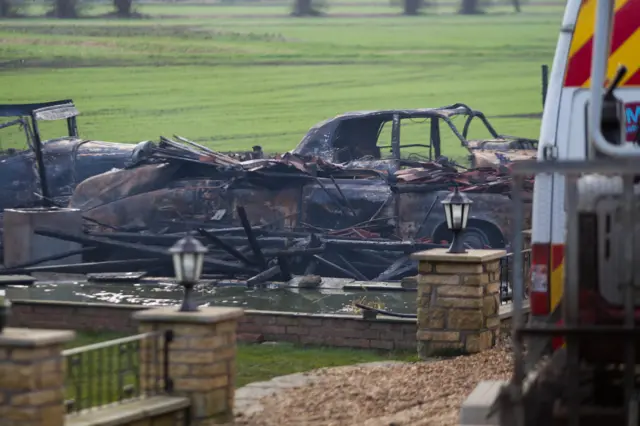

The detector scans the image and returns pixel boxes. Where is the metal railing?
[499,248,531,304]
[62,330,174,414]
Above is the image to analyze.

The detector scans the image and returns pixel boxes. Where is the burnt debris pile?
[0,134,533,285]
[0,102,537,284]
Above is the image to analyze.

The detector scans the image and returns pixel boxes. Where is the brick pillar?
[411,248,506,359]
[0,327,75,426]
[134,307,244,425]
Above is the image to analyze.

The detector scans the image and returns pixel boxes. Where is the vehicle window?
[0,119,31,155]
[36,119,71,143]
[461,116,496,141]
[333,117,384,162]
[376,118,432,160]
[438,116,475,168]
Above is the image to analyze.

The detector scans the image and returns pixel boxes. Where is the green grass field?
[1,1,560,155]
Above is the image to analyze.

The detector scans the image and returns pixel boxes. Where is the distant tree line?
[0,0,135,17]
[0,0,522,19]
[292,0,522,16]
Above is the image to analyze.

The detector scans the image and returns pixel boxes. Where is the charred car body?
[0,100,136,210]
[68,105,535,277]
[0,101,535,282]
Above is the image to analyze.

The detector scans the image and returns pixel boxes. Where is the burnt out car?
[292,103,537,170]
[0,100,137,210]
[69,104,535,253]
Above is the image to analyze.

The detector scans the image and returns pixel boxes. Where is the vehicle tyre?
[459,226,492,249]
[432,220,505,250]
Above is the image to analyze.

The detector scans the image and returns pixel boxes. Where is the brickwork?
[0,327,74,426]
[134,307,244,425]
[8,300,417,351]
[412,248,506,358]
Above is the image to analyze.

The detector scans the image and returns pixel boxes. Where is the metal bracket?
[542,145,558,161]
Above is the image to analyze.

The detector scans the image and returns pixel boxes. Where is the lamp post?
[169,234,208,312]
[441,186,473,254]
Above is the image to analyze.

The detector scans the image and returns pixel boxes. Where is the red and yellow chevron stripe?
[564,0,640,87]
[550,244,565,350]
[550,244,564,312]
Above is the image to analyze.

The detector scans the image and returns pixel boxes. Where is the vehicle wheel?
[432,220,506,250]
[460,226,492,249]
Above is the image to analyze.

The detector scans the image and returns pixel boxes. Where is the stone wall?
[8,300,417,351]
[8,300,526,353]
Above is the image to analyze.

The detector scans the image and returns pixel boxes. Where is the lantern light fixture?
[169,234,208,312]
[441,186,473,254]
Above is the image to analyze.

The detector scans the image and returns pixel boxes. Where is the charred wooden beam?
[324,239,442,252]
[373,256,409,281]
[0,258,163,275]
[236,206,267,270]
[277,255,292,282]
[197,228,255,266]
[34,228,249,273]
[352,249,396,266]
[86,231,443,253]
[261,245,326,258]
[312,255,359,281]
[82,216,122,231]
[0,246,97,271]
[89,232,209,246]
[160,221,264,234]
[329,176,356,216]
[314,177,355,217]
[335,253,369,281]
[246,265,281,287]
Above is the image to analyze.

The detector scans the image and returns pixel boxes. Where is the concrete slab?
[459,380,506,425]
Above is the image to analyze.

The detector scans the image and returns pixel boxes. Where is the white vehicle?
[460,0,640,424]
[529,0,640,330]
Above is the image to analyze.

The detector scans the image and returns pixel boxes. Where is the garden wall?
[8,299,526,351]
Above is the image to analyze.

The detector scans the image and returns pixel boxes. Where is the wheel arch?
[431,218,507,249]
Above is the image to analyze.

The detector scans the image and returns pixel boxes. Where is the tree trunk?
[459,0,480,14]
[292,0,312,16]
[54,0,78,18]
[114,0,132,16]
[0,0,10,17]
[403,0,421,15]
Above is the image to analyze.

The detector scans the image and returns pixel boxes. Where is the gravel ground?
[228,342,513,426]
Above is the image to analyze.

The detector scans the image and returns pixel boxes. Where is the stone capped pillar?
[0,327,75,426]
[411,248,506,359]
[134,307,244,425]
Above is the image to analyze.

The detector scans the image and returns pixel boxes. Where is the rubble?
[0,101,536,283]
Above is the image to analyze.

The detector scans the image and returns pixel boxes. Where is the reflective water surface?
[6,279,418,315]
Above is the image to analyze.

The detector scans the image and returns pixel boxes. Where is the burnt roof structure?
[0,100,76,118]
[291,103,519,164]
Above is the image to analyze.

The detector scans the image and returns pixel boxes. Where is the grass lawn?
[64,331,418,409]
[1,1,560,156]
